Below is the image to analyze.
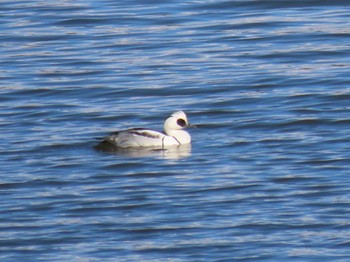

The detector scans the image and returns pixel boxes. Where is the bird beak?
[187,123,197,128]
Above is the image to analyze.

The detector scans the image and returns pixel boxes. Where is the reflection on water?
[95,141,192,159]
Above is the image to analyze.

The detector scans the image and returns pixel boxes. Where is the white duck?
[102,111,192,148]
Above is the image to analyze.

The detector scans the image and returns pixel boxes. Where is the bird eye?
[177,119,187,127]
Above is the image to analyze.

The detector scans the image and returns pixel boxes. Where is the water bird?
[98,111,192,149]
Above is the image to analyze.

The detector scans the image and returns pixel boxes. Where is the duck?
[100,111,192,149]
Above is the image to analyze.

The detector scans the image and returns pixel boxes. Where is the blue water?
[1,0,350,261]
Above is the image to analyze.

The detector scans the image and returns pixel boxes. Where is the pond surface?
[1,0,350,261]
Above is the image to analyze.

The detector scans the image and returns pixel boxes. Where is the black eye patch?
[177,119,187,127]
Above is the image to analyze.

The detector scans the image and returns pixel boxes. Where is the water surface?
[1,0,350,261]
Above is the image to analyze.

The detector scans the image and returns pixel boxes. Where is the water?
[1,0,350,260]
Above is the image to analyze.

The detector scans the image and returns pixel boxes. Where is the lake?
[1,0,350,261]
